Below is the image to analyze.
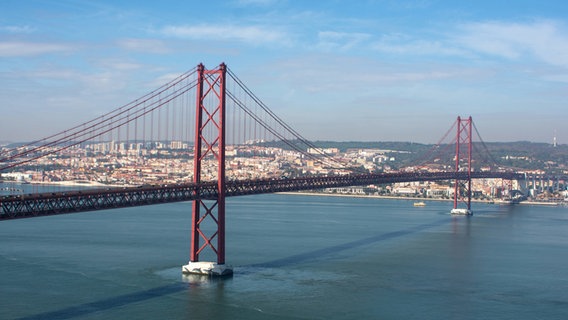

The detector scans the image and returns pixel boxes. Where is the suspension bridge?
[0,63,525,276]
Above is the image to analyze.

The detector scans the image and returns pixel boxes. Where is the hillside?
[307,141,568,173]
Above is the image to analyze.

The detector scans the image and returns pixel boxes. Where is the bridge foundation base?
[450,208,473,216]
[182,261,233,277]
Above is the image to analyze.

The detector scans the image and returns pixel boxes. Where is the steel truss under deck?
[1,171,524,220]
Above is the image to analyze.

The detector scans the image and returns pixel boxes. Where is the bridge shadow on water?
[246,217,449,269]
[17,218,450,320]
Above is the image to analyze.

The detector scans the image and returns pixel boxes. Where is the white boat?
[413,201,426,207]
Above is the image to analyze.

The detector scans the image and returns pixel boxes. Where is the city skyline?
[1,0,567,144]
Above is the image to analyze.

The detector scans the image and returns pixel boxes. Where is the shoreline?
[276,191,565,206]
[0,180,128,188]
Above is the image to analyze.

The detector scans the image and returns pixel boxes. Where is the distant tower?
[451,116,473,216]
[553,130,557,147]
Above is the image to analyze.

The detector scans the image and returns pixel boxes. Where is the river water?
[1,191,567,319]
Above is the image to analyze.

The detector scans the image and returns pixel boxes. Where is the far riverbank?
[277,191,566,207]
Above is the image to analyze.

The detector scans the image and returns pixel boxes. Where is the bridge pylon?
[451,116,473,216]
[182,63,232,277]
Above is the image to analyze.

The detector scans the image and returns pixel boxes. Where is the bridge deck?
[0,171,524,220]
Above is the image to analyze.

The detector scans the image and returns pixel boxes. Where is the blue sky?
[0,0,567,144]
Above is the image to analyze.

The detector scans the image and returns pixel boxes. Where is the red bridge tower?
[451,116,473,215]
[182,63,232,276]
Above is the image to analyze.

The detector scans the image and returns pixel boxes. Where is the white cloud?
[317,31,372,51]
[98,59,144,71]
[232,0,280,6]
[0,25,35,34]
[370,20,568,69]
[372,38,467,57]
[456,20,568,67]
[159,24,290,46]
[117,38,170,54]
[0,41,73,57]
[269,56,480,97]
[145,73,185,89]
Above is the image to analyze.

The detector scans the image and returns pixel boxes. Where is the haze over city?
[1,0,567,143]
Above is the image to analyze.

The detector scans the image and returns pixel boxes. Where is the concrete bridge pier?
[182,262,233,277]
[519,178,529,197]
